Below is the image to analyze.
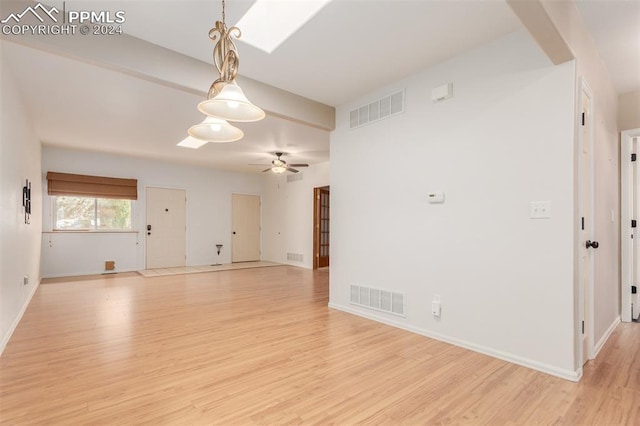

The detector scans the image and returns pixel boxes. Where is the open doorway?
[313,186,330,269]
[621,129,640,322]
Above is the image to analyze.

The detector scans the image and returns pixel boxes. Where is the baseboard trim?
[328,302,581,382]
[42,268,138,279]
[0,278,41,356]
[593,315,620,359]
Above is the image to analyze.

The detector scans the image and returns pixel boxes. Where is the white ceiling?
[113,0,522,106]
[24,1,640,173]
[576,0,640,95]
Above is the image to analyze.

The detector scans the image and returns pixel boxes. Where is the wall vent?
[287,253,304,262]
[349,284,405,317]
[349,90,405,129]
[287,173,303,183]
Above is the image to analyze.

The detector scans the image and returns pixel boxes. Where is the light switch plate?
[530,201,551,219]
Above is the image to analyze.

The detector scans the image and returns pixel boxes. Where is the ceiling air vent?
[349,90,405,129]
[349,284,405,317]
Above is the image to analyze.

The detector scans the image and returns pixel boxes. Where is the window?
[54,196,132,231]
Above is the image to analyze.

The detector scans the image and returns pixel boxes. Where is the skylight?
[235,0,333,54]
[177,136,208,149]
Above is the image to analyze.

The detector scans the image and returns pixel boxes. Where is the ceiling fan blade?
[262,168,272,173]
[249,163,271,166]
[287,168,300,173]
[288,164,309,167]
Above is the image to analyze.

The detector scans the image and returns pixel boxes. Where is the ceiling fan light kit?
[185,0,264,144]
[250,152,310,174]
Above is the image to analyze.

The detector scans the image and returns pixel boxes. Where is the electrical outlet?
[23,275,29,286]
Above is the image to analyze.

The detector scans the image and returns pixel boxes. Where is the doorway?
[621,129,640,322]
[231,193,261,263]
[578,78,595,365]
[146,187,187,269]
[313,186,330,269]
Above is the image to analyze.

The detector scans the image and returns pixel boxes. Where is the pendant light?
[188,116,243,143]
[186,0,263,144]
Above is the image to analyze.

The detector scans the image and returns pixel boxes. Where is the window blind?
[46,172,138,200]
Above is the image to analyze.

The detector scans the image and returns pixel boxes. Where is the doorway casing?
[621,128,640,322]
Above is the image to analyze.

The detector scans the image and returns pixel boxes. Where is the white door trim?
[577,77,595,364]
[621,128,640,322]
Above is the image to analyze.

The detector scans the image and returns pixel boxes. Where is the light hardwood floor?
[1,266,639,424]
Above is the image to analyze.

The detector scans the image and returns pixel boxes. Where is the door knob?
[586,240,599,249]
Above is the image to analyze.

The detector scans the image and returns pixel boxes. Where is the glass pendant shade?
[272,166,287,174]
[198,82,265,122]
[188,116,244,143]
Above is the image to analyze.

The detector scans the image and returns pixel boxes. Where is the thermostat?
[428,192,445,203]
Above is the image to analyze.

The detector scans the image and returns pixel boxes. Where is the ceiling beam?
[1,32,335,131]
[506,0,575,65]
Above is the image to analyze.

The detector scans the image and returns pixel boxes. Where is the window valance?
[46,172,138,200]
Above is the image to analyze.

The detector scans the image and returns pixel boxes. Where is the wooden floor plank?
[1,266,639,424]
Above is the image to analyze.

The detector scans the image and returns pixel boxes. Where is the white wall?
[41,147,264,277]
[1,46,43,353]
[262,162,330,269]
[330,31,578,379]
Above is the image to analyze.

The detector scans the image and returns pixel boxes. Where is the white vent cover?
[287,173,303,183]
[349,284,405,317]
[349,90,405,129]
[287,253,303,262]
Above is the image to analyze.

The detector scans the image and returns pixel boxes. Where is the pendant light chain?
[221,0,226,26]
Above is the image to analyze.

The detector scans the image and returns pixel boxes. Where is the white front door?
[231,194,261,263]
[146,187,186,269]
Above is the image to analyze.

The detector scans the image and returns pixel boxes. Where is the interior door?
[313,187,330,268]
[146,187,186,269]
[231,194,261,262]
[579,87,594,364]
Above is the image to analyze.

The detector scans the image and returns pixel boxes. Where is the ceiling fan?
[250,152,309,174]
